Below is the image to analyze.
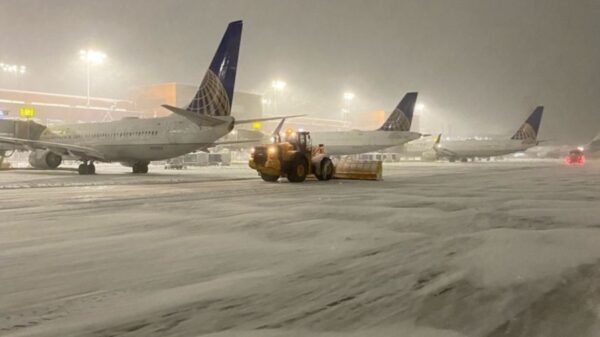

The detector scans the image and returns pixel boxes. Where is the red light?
[564,155,585,165]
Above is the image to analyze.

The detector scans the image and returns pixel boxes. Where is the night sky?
[1,0,598,142]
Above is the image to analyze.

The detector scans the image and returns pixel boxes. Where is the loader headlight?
[250,147,255,154]
[268,146,277,158]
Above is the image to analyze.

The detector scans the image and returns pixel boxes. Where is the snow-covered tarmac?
[1,160,599,337]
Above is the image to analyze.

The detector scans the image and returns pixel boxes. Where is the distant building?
[0,88,136,124]
[348,109,386,130]
[130,83,263,121]
[0,84,263,126]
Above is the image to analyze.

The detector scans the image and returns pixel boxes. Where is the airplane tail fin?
[431,133,444,157]
[511,106,543,142]
[186,20,243,117]
[378,92,418,131]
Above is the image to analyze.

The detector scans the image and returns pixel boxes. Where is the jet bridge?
[0,119,47,148]
[0,119,47,169]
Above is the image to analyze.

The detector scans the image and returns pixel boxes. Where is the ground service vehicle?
[249,130,334,183]
[164,156,186,170]
[565,149,585,165]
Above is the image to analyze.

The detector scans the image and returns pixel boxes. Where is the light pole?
[261,98,272,115]
[1,63,27,89]
[0,63,26,74]
[79,49,106,107]
[271,80,286,91]
[342,92,355,121]
[271,80,286,115]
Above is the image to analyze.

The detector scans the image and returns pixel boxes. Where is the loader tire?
[287,156,308,183]
[316,157,333,181]
[261,173,279,182]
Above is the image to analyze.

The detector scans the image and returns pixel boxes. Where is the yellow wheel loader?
[249,130,334,183]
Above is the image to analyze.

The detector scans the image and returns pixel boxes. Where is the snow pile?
[1,161,599,337]
[456,228,600,287]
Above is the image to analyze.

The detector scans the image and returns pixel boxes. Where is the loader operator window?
[297,133,311,152]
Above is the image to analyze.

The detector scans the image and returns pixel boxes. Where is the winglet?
[272,118,286,138]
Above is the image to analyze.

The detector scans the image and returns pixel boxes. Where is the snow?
[455,228,600,288]
[1,160,599,337]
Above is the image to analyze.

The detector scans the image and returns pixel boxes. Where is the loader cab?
[295,131,312,153]
[284,129,312,153]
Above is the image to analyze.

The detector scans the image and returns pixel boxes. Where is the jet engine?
[28,150,62,169]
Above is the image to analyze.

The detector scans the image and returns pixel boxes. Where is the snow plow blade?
[333,159,382,180]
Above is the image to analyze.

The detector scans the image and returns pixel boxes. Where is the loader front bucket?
[333,159,382,180]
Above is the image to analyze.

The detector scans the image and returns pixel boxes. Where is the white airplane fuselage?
[392,137,436,157]
[311,130,421,156]
[40,115,233,163]
[435,139,537,159]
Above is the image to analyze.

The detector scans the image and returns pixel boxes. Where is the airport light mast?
[79,49,106,107]
[1,63,27,89]
[271,80,286,115]
[0,63,26,74]
[342,91,355,122]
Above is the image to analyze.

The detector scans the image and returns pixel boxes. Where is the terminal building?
[0,84,264,125]
[0,88,136,124]
[0,84,387,134]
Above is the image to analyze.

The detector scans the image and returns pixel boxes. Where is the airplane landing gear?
[132,162,149,174]
[78,161,96,175]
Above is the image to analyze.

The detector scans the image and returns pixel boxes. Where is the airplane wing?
[0,136,106,161]
[211,119,289,150]
[235,115,305,124]
[163,104,304,126]
[212,139,259,146]
[162,105,230,126]
[189,139,260,152]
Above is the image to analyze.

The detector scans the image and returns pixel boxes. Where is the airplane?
[309,92,421,155]
[587,132,600,157]
[388,135,440,161]
[0,21,294,175]
[568,131,600,160]
[0,118,50,168]
[431,106,544,162]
